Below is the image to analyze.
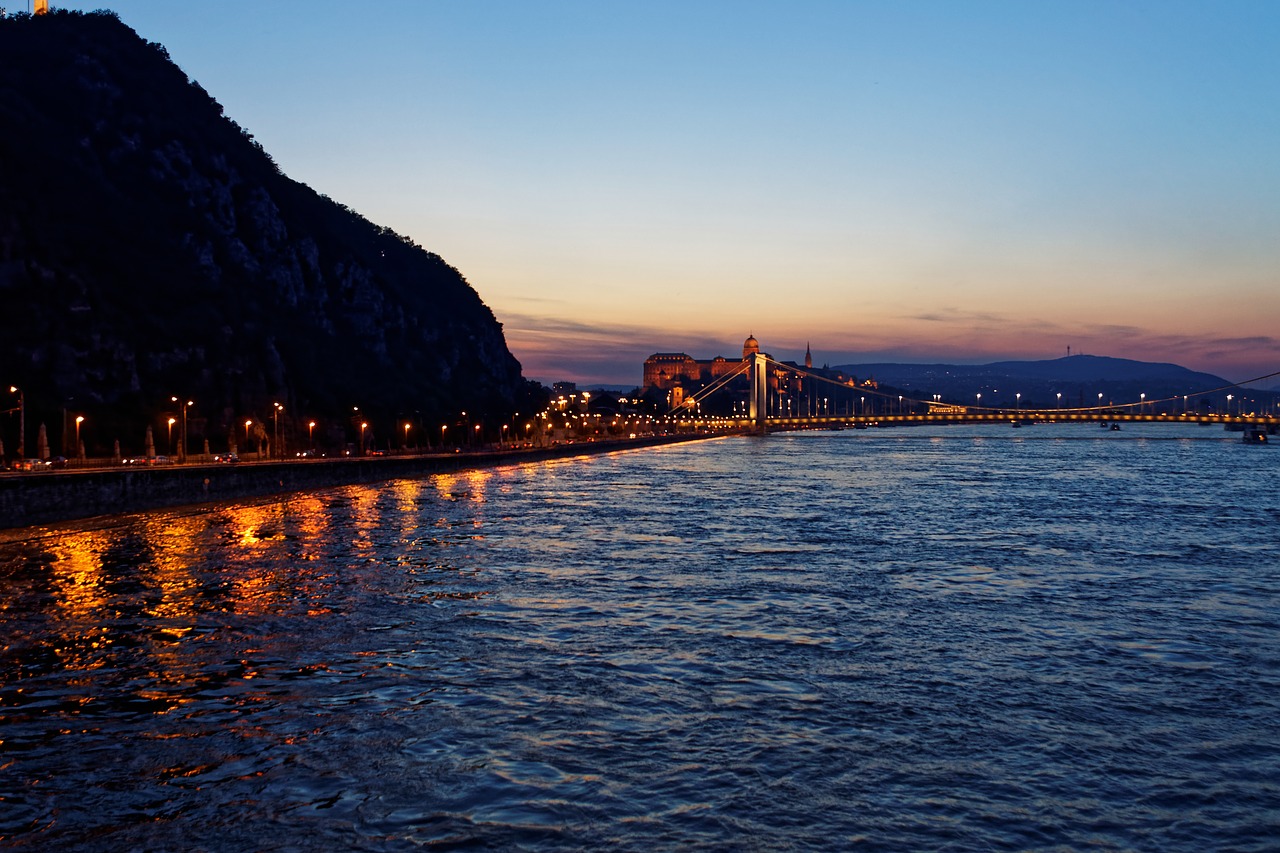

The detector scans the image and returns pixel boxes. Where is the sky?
[37,1,1280,386]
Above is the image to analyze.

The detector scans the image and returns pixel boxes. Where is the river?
[1,423,1277,850]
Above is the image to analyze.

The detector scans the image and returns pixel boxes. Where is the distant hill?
[832,355,1244,409]
[0,10,527,452]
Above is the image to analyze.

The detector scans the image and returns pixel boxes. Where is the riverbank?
[0,433,727,530]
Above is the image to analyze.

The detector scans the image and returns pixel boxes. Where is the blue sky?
[41,1,1280,385]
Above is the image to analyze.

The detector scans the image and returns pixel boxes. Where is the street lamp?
[1016,392,1021,411]
[404,422,411,449]
[167,417,176,454]
[75,415,84,459]
[8,386,23,459]
[1140,392,1146,414]
[272,403,284,458]
[976,393,982,409]
[1056,392,1062,409]
[1226,394,1234,416]
[360,422,368,455]
[308,420,316,448]
[171,397,192,462]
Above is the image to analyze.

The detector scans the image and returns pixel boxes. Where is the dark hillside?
[0,10,524,454]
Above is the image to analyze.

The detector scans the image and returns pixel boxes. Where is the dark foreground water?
[2,424,1278,851]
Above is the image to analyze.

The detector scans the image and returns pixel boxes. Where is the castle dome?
[743,334,760,360]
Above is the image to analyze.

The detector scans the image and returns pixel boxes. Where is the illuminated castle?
[643,336,870,415]
[35,1,49,14]
[643,335,770,391]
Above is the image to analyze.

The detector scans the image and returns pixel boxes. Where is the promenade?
[0,433,726,531]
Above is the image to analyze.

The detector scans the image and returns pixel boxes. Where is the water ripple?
[1,425,1277,850]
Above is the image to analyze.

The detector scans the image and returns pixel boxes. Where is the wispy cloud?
[496,312,749,386]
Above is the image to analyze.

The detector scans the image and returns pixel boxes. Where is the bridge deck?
[708,412,1280,430]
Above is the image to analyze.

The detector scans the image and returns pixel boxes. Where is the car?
[213,453,240,464]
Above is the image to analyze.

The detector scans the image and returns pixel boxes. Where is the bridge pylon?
[749,352,768,433]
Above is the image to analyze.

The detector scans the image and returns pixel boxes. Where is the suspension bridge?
[668,353,1280,438]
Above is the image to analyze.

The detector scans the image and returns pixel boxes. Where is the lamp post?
[167,417,176,454]
[1140,392,1146,415]
[1016,392,1021,411]
[9,385,24,459]
[272,403,284,458]
[1056,392,1062,409]
[360,422,368,455]
[75,415,84,459]
[308,420,316,450]
[1098,392,1104,410]
[171,397,192,462]
[976,393,982,410]
[441,424,447,449]
[404,422,411,450]
[1226,394,1234,417]
[244,419,252,450]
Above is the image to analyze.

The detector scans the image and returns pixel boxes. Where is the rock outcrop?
[0,10,525,452]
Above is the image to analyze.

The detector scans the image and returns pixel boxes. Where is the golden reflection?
[432,472,460,500]
[49,529,110,624]
[390,478,426,537]
[391,478,424,513]
[463,468,493,498]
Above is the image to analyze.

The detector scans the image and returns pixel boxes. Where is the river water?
[1,424,1277,851]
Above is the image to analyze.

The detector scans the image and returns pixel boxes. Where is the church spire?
[804,342,812,369]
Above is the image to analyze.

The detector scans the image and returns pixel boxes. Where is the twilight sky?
[49,1,1280,386]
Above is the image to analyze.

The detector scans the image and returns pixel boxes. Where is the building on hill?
[642,336,873,416]
[643,335,769,391]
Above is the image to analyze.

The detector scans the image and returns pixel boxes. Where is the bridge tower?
[749,352,768,432]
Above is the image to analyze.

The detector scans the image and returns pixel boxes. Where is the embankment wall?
[0,435,714,530]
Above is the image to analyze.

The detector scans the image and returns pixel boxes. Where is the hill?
[832,355,1243,409]
[0,10,526,454]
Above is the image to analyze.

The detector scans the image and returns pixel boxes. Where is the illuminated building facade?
[642,336,875,417]
[643,335,769,391]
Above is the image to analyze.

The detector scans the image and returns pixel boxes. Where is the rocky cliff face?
[0,10,525,451]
